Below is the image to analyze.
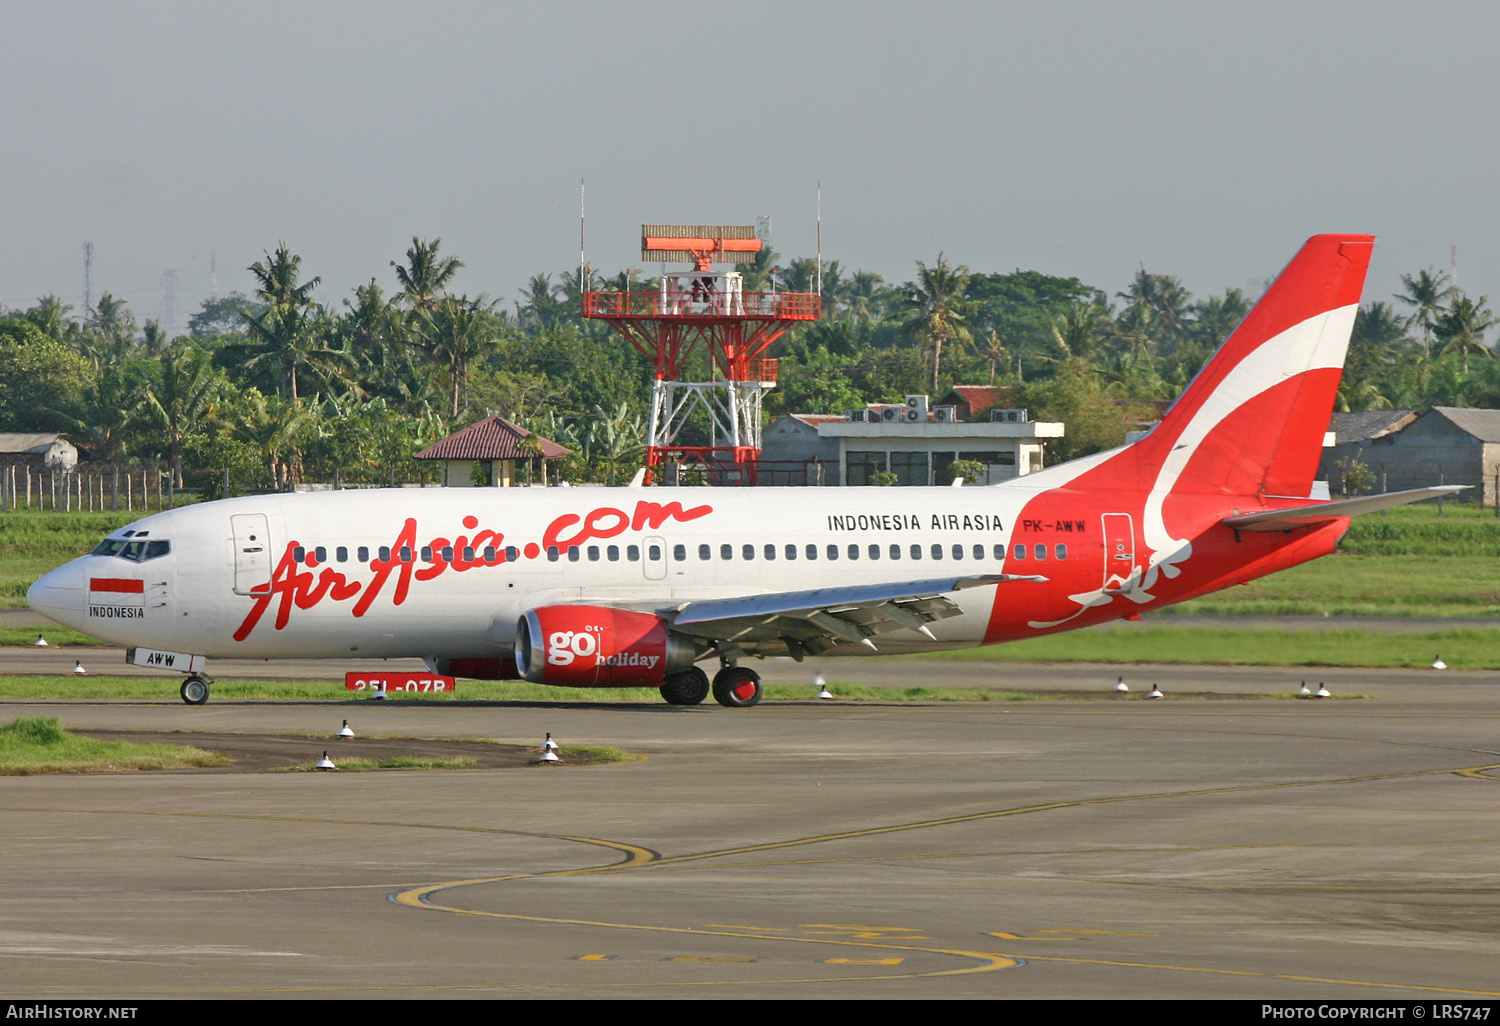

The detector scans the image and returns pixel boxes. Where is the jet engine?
[515,605,699,686]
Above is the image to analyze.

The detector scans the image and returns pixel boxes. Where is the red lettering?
[231,502,714,641]
[352,518,419,617]
[631,499,713,531]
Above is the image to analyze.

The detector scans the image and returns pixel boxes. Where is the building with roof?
[0,433,78,472]
[757,395,1063,486]
[1320,407,1500,504]
[413,416,570,487]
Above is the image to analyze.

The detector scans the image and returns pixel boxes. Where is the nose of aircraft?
[27,560,87,630]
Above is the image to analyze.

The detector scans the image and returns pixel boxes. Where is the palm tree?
[141,345,224,486]
[1050,302,1106,361]
[905,254,973,391]
[409,294,502,419]
[249,244,320,309]
[1397,268,1455,358]
[24,295,76,344]
[392,237,463,310]
[845,270,890,325]
[1433,293,1497,374]
[229,389,318,491]
[238,302,352,401]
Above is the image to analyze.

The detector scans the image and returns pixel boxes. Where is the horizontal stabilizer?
[1221,486,1469,531]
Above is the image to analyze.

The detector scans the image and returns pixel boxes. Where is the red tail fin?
[1131,234,1373,498]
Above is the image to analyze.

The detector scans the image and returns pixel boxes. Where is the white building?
[758,397,1063,486]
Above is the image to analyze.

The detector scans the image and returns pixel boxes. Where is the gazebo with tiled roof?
[414,415,571,487]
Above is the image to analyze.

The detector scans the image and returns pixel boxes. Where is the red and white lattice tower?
[582,225,820,484]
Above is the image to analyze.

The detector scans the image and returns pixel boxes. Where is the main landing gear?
[711,666,762,708]
[661,667,710,705]
[658,664,763,707]
[180,674,211,705]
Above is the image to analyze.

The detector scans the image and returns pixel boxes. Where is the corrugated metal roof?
[1328,410,1416,444]
[414,416,571,461]
[1430,406,1500,444]
[0,433,71,455]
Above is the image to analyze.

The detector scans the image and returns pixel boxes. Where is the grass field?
[0,715,229,774]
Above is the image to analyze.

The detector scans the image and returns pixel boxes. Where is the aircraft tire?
[712,667,762,708]
[180,676,209,705]
[661,667,710,705]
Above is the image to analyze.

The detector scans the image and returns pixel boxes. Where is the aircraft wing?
[1221,486,1468,531]
[659,573,1045,655]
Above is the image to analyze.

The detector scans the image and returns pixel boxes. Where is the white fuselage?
[30,483,1054,663]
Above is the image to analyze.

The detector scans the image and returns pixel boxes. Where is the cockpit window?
[91,537,170,562]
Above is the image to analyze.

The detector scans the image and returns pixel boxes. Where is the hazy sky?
[4,1,1497,333]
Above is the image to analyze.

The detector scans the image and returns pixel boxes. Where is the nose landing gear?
[180,674,211,705]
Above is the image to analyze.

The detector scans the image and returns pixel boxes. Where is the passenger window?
[359,546,370,562]
[608,545,621,562]
[993,544,1005,560]
[1055,544,1067,559]
[951,544,963,560]
[588,546,601,561]
[889,544,901,560]
[484,546,497,562]
[973,544,984,560]
[505,546,519,562]
[806,544,818,560]
[441,546,453,561]
[764,544,776,560]
[743,544,755,560]
[931,543,943,560]
[379,546,391,562]
[699,544,711,560]
[547,546,561,562]
[399,547,413,563]
[826,544,839,560]
[721,544,733,560]
[568,547,581,562]
[627,545,640,561]
[847,544,859,560]
[461,547,473,561]
[421,546,433,562]
[293,546,307,563]
[336,546,348,562]
[868,544,880,560]
[648,544,662,561]
[1033,544,1047,560]
[674,544,686,561]
[1012,544,1026,560]
[911,544,923,560]
[785,544,797,560]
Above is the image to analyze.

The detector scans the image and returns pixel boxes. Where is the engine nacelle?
[515,605,698,686]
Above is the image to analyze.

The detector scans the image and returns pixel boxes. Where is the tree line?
[1,237,1493,493]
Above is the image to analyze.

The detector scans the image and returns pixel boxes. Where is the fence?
[0,465,182,513]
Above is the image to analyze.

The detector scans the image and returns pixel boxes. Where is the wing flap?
[661,573,1044,650]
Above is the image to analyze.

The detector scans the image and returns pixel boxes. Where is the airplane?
[27,234,1461,707]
